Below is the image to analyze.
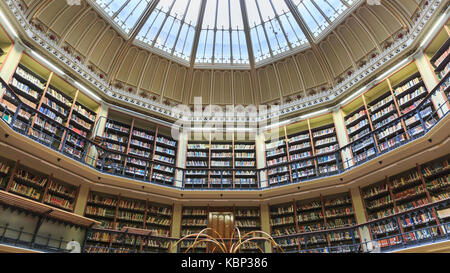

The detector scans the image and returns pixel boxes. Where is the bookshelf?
[9,58,50,138]
[322,192,359,250]
[361,179,395,222]
[270,202,297,252]
[125,125,154,179]
[0,79,28,130]
[99,117,131,174]
[287,121,315,182]
[391,71,438,138]
[234,141,257,188]
[84,191,119,231]
[152,129,177,186]
[144,202,173,247]
[6,166,49,202]
[296,197,327,251]
[428,28,450,81]
[310,118,340,176]
[421,156,450,229]
[390,167,429,214]
[116,197,146,230]
[0,54,100,158]
[43,177,79,212]
[180,207,208,253]
[425,26,450,109]
[0,159,81,212]
[66,89,99,159]
[185,140,210,188]
[265,134,290,186]
[84,191,173,253]
[209,140,233,188]
[234,206,262,252]
[364,80,407,154]
[342,97,376,164]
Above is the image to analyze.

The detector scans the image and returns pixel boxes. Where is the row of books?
[15,66,46,90]
[394,77,421,96]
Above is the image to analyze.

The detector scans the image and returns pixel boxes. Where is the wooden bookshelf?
[151,128,177,186]
[426,26,450,81]
[9,56,50,138]
[0,158,81,213]
[390,167,429,214]
[209,140,233,188]
[296,197,327,251]
[342,97,376,164]
[234,206,262,252]
[322,192,359,250]
[43,177,79,212]
[364,80,407,154]
[1,53,100,157]
[0,190,99,228]
[270,202,297,252]
[6,166,49,202]
[180,207,208,253]
[84,191,173,253]
[265,132,290,186]
[126,124,155,179]
[421,155,450,232]
[185,140,210,188]
[287,120,315,182]
[98,114,132,175]
[234,141,257,188]
[390,69,439,138]
[361,178,395,222]
[84,191,119,231]
[310,116,340,176]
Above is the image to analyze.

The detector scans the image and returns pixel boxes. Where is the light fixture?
[0,9,18,39]
[420,13,447,48]
[298,108,330,120]
[74,81,101,101]
[376,58,410,81]
[264,119,292,130]
[30,50,65,76]
[340,86,367,106]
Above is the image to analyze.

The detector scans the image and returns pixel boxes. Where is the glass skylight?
[92,0,359,65]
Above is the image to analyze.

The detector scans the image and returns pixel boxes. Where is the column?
[73,184,90,216]
[175,132,188,188]
[0,42,23,84]
[170,202,182,253]
[350,187,372,251]
[260,203,272,253]
[85,103,109,167]
[255,132,267,188]
[332,106,353,169]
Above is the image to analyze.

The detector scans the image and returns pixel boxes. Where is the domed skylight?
[92,0,358,67]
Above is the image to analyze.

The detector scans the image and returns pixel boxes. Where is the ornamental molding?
[3,0,443,125]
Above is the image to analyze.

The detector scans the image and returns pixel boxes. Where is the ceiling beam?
[183,0,207,103]
[283,0,334,87]
[107,0,160,84]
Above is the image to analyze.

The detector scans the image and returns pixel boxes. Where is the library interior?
[0,0,448,254]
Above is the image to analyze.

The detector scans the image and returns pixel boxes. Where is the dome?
[25,0,422,107]
[92,0,355,66]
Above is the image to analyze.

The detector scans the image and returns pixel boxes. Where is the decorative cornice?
[3,0,443,125]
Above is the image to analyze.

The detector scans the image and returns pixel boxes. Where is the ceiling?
[21,0,422,106]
